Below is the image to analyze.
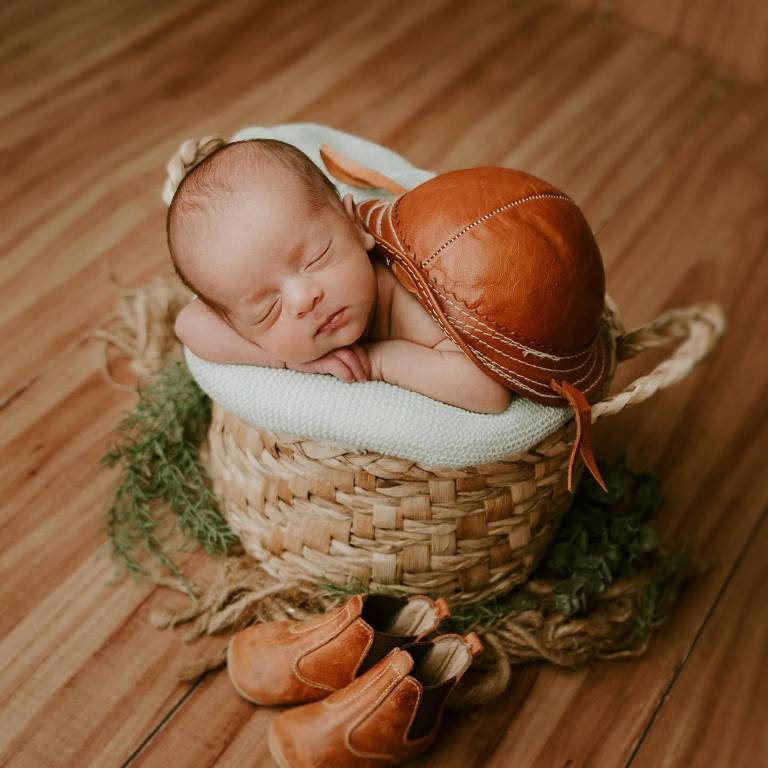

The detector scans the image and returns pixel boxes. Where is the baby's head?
[167,139,377,364]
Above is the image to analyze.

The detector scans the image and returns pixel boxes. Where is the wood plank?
[0,0,205,121]
[0,341,231,764]
[0,547,227,768]
[630,510,768,768]
[612,0,768,85]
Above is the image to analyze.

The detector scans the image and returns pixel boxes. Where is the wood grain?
[612,0,768,85]
[630,511,768,768]
[1,1,766,767]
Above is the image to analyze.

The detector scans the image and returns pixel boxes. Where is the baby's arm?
[174,298,286,368]
[363,339,511,413]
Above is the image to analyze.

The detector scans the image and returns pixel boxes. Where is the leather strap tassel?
[549,378,608,494]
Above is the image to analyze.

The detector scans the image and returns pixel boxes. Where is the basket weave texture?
[208,410,588,604]
[205,301,725,606]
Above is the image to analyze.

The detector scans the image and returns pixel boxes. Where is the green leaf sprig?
[102,360,238,585]
[541,455,664,616]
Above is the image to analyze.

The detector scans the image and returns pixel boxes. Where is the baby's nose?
[287,281,322,316]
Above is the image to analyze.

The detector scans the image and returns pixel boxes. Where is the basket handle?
[591,302,727,423]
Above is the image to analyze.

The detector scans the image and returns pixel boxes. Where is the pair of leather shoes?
[227,592,483,767]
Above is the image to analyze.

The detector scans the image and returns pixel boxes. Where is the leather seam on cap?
[386,202,407,254]
[471,350,563,400]
[448,314,599,378]
[393,197,415,261]
[447,302,597,364]
[369,200,387,236]
[422,192,574,268]
[475,329,605,393]
[472,329,606,400]
[431,278,599,355]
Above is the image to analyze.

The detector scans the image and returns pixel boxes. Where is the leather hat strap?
[319,143,408,196]
[549,379,608,494]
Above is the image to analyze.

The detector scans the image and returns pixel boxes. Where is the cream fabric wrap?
[183,122,572,467]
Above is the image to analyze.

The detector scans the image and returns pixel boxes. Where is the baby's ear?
[342,193,375,250]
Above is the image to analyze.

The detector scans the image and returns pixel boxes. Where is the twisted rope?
[592,303,727,422]
[162,135,227,205]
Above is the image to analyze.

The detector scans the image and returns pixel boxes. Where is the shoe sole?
[267,723,291,768]
[226,637,271,706]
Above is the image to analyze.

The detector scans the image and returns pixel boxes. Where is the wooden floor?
[2,1,767,766]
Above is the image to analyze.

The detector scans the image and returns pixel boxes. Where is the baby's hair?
[165,138,345,314]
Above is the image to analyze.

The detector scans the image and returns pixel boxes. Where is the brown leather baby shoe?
[227,593,449,706]
[267,632,483,768]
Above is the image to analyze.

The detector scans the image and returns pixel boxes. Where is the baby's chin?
[284,321,366,364]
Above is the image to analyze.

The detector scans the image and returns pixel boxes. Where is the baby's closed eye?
[249,241,333,325]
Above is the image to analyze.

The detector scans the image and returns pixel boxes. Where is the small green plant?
[541,455,668,616]
[102,360,238,585]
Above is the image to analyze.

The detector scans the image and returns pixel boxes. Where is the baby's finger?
[351,344,372,380]
[327,358,355,383]
[334,348,366,382]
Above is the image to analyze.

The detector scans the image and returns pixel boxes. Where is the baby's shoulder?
[376,259,456,351]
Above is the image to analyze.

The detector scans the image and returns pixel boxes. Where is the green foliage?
[102,360,238,585]
[319,578,370,599]
[541,455,665,617]
[630,549,689,645]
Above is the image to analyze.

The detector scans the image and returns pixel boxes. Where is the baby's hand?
[286,344,372,383]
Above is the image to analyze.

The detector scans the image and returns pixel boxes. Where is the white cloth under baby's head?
[183,122,572,467]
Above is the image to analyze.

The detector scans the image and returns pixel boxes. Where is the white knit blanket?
[183,122,572,467]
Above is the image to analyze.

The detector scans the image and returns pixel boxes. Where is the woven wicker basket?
[205,302,724,605]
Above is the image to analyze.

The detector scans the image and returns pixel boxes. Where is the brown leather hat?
[319,145,613,492]
[356,166,612,406]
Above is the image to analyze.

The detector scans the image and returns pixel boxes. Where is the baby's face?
[183,176,377,364]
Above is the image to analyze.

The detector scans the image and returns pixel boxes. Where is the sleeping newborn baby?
[168,139,512,413]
